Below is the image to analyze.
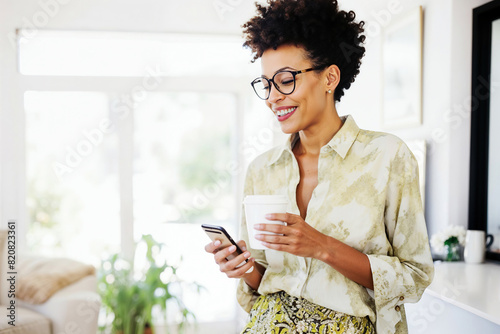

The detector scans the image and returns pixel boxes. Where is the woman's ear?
[325,64,341,93]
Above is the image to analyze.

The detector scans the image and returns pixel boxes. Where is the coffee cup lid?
[243,195,288,204]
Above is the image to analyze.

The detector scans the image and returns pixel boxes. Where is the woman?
[205,0,434,333]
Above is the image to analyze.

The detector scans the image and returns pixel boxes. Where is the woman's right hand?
[204,239,255,279]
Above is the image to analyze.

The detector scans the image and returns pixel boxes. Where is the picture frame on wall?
[381,6,423,129]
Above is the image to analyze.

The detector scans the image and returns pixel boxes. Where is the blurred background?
[0,0,494,333]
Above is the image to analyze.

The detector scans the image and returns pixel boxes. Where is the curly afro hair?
[242,0,366,102]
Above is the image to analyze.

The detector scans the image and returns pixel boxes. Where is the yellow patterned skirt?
[241,291,374,334]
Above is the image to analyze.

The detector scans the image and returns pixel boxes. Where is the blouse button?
[399,296,404,301]
[395,305,401,312]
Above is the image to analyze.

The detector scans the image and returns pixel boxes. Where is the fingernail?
[254,224,262,230]
[241,245,247,251]
[255,234,262,240]
[265,214,272,219]
[229,245,236,252]
[214,240,221,247]
[244,252,251,258]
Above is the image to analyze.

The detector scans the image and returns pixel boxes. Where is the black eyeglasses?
[251,67,323,100]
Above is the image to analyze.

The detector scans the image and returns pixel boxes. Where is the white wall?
[0,0,256,35]
[0,0,492,253]
[338,0,490,238]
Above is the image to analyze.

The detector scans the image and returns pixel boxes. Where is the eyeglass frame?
[250,67,324,100]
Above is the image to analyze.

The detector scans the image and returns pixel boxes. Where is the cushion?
[17,256,95,304]
[0,306,51,334]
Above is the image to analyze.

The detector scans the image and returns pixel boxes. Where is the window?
[133,92,238,323]
[133,92,236,230]
[18,30,253,77]
[25,91,121,261]
[20,30,274,331]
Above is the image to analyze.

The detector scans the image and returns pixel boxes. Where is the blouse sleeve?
[236,161,269,313]
[367,143,434,334]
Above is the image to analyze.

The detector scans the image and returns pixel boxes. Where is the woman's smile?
[274,106,297,121]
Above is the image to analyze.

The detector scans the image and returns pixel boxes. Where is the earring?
[327,89,332,94]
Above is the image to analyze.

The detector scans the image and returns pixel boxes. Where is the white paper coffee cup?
[243,195,289,250]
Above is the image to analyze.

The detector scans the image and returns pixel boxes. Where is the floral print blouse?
[237,115,434,334]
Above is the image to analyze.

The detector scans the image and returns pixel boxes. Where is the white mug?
[464,230,494,264]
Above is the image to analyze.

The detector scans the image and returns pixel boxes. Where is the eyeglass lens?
[253,71,296,99]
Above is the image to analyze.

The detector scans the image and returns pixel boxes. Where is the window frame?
[16,68,253,334]
[20,74,249,259]
[4,30,263,331]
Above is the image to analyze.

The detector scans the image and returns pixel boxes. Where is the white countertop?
[425,261,500,325]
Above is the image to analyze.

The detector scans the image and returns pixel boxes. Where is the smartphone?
[202,224,248,268]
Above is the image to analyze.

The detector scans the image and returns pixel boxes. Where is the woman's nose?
[268,83,285,103]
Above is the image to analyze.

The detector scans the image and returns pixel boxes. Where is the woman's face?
[261,44,331,134]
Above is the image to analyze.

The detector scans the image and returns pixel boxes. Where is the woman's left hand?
[256,212,374,290]
[254,213,329,259]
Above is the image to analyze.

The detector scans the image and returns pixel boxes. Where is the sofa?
[0,230,101,334]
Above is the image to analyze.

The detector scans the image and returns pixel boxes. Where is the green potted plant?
[98,234,200,334]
